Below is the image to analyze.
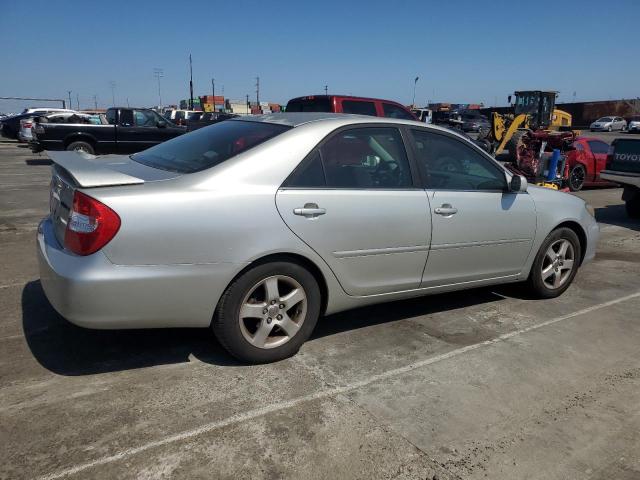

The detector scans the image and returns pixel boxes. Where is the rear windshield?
[131,120,291,173]
[286,98,332,112]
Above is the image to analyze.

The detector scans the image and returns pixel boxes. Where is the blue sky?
[1,0,638,112]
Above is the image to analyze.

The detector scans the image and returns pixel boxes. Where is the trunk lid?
[47,151,181,247]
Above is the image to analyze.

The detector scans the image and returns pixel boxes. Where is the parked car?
[590,116,627,132]
[22,107,75,115]
[601,138,640,217]
[285,95,418,120]
[19,112,104,143]
[2,109,76,140]
[38,113,598,363]
[461,111,490,132]
[411,108,433,123]
[163,109,200,126]
[187,112,238,132]
[565,137,618,191]
[30,107,185,155]
[627,115,640,133]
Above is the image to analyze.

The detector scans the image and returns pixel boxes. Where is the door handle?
[293,203,326,218]
[434,204,458,216]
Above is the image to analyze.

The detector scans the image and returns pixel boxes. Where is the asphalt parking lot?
[1,139,639,480]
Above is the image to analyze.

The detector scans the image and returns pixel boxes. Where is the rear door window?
[286,127,412,189]
[382,103,414,120]
[341,100,377,116]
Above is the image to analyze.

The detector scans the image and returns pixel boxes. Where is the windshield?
[597,117,613,122]
[131,120,291,173]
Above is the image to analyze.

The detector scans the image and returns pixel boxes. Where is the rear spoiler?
[47,151,145,188]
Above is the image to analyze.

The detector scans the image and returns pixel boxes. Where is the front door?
[408,128,536,287]
[276,126,431,296]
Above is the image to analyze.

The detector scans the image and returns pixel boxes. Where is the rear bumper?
[37,217,243,329]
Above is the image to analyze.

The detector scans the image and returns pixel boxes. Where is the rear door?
[276,125,431,296]
[408,128,536,287]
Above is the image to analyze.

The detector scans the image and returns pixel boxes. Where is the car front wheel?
[526,228,581,298]
[568,164,586,191]
[212,261,321,363]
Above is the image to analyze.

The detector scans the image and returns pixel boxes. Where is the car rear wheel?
[66,141,95,155]
[526,227,581,299]
[568,164,586,191]
[212,261,321,363]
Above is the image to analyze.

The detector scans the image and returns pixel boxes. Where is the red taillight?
[64,191,120,256]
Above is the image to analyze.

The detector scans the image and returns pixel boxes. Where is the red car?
[566,137,617,191]
[285,95,418,121]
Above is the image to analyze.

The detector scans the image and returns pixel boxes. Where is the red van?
[285,95,418,121]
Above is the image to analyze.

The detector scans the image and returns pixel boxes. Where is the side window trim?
[282,124,422,190]
[408,127,508,192]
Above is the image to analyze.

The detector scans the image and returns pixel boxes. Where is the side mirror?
[507,95,512,104]
[157,120,167,128]
[509,174,527,193]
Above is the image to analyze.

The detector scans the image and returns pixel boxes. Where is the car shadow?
[22,279,534,375]
[595,203,640,231]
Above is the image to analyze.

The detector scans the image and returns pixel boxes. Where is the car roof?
[231,112,461,134]
[287,94,408,106]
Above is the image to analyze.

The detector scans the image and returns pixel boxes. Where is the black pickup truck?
[600,138,640,218]
[30,107,185,155]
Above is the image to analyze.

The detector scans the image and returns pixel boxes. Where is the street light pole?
[109,81,116,106]
[93,95,98,111]
[189,54,194,110]
[211,78,215,112]
[324,85,328,96]
[67,91,72,110]
[154,68,164,109]
[412,76,419,108]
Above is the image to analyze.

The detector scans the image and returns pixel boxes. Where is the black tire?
[66,141,94,155]
[212,261,321,363]
[568,164,586,191]
[505,130,527,163]
[526,227,581,299]
[625,192,640,219]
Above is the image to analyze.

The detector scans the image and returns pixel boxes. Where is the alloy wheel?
[541,239,575,289]
[238,275,307,349]
[569,166,585,190]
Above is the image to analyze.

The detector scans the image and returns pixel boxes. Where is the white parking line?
[37,291,640,480]
[0,282,26,290]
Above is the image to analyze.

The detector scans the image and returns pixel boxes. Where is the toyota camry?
[38,113,599,363]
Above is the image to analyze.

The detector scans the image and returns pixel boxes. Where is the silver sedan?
[38,113,599,363]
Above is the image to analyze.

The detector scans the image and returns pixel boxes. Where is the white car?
[162,109,199,126]
[627,116,640,133]
[590,116,627,132]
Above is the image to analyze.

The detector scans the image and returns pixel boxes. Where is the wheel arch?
[63,134,97,149]
[219,252,330,319]
[553,220,587,265]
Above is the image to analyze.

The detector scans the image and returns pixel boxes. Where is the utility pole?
[76,93,80,111]
[255,76,260,105]
[154,68,164,108]
[211,78,215,111]
[189,54,194,110]
[246,94,249,115]
[412,76,419,108]
[324,85,328,96]
[126,97,130,108]
[109,81,116,106]
[67,91,72,110]
[93,95,98,111]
